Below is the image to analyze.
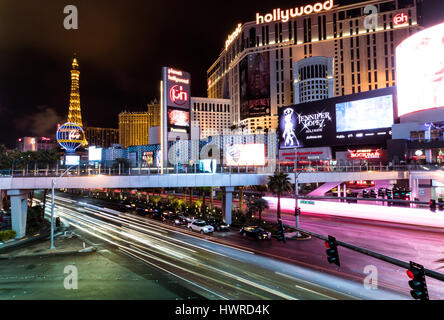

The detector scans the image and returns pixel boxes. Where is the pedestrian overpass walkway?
[0,170,410,190]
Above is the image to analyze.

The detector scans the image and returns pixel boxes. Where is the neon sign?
[348,149,381,159]
[169,85,188,106]
[167,68,190,85]
[393,13,408,26]
[225,23,242,50]
[256,0,333,24]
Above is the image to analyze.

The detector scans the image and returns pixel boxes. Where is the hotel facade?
[207,0,423,129]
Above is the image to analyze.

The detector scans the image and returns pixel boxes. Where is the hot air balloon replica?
[56,122,85,165]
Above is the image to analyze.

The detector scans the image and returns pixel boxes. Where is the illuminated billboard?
[335,95,394,133]
[239,52,271,120]
[397,22,444,117]
[168,109,190,127]
[88,146,103,162]
[164,68,191,110]
[65,155,80,166]
[225,144,265,166]
[278,87,396,149]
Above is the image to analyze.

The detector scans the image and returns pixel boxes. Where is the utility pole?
[294,148,301,237]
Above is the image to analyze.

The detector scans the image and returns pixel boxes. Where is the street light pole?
[294,148,301,237]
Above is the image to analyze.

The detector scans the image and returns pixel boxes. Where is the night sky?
[0,0,443,148]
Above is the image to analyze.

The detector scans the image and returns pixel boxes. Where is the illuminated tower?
[67,56,88,146]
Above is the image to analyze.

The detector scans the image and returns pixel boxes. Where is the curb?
[0,246,97,260]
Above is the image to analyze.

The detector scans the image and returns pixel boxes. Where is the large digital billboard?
[225,144,266,166]
[397,22,444,117]
[335,95,394,132]
[168,109,190,127]
[278,88,395,149]
[239,52,271,120]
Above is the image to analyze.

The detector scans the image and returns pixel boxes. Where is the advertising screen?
[335,95,394,132]
[397,22,444,116]
[239,52,271,120]
[88,146,102,162]
[168,109,190,127]
[225,144,265,166]
[142,151,154,166]
[65,155,80,166]
[278,87,396,149]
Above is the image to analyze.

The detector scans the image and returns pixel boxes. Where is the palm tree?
[251,198,269,223]
[267,171,293,221]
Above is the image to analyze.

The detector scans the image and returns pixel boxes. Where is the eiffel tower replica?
[67,55,88,146]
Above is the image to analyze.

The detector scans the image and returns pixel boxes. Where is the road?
[80,190,444,299]
[36,192,413,300]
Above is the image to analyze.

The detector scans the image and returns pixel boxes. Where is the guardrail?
[0,162,442,178]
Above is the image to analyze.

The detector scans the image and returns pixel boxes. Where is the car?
[119,200,132,211]
[173,216,188,226]
[162,211,179,223]
[187,220,214,234]
[136,206,149,216]
[240,226,271,240]
[206,219,230,231]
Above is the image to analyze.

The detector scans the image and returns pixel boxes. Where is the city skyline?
[0,0,443,148]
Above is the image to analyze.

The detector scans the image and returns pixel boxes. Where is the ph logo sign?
[393,13,409,26]
[170,85,188,106]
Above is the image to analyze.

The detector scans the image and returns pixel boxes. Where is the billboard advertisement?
[239,52,271,120]
[65,155,80,166]
[278,88,395,149]
[88,146,103,162]
[142,151,154,167]
[168,109,190,127]
[225,144,266,166]
[397,22,444,117]
[335,95,394,132]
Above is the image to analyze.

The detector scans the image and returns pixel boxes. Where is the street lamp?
[294,147,302,237]
[50,165,76,250]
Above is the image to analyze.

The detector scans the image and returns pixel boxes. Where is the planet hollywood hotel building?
[207,0,423,131]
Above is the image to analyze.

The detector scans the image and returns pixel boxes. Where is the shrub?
[0,230,16,241]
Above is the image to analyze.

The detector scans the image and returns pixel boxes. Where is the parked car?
[188,220,214,234]
[240,226,271,240]
[136,206,149,216]
[149,209,163,221]
[162,211,179,223]
[206,219,230,232]
[119,200,132,211]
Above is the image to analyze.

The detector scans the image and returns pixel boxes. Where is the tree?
[267,171,293,221]
[248,198,269,223]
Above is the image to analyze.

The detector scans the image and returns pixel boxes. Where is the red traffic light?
[325,241,330,249]
[406,269,414,279]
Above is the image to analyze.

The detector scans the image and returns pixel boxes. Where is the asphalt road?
[0,239,206,300]
[38,192,413,300]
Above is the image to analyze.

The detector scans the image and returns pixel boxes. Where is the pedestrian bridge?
[0,170,411,190]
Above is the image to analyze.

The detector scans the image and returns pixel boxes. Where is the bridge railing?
[0,161,442,177]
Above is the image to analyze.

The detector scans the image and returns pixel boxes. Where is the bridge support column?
[7,190,30,239]
[222,187,234,225]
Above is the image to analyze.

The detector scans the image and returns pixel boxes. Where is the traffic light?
[406,262,429,300]
[378,188,385,198]
[276,221,286,243]
[430,199,437,212]
[295,208,301,216]
[325,235,340,267]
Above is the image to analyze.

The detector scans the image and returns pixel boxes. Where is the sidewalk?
[0,231,96,259]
